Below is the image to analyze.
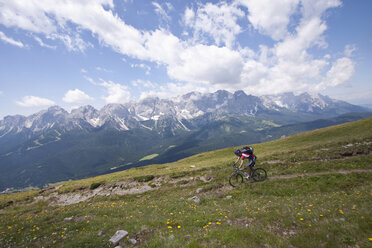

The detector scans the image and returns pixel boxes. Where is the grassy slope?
[1,118,372,247]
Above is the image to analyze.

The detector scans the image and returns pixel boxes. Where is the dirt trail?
[268,169,372,180]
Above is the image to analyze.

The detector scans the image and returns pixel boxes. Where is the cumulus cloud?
[238,0,299,41]
[100,80,131,104]
[0,0,353,97]
[139,82,210,100]
[167,44,243,86]
[16,96,55,107]
[62,89,93,103]
[183,2,244,47]
[0,31,25,48]
[315,57,355,90]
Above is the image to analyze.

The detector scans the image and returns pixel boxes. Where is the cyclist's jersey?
[241,153,253,160]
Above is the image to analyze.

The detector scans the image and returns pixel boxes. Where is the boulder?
[109,230,128,245]
[188,196,200,203]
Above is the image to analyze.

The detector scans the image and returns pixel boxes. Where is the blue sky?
[0,0,371,118]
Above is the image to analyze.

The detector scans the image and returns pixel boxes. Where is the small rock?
[98,230,105,237]
[109,230,128,245]
[63,217,73,221]
[128,238,137,245]
[196,188,203,194]
[188,196,200,203]
[179,197,185,201]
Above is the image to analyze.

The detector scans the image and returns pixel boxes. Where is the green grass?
[140,153,159,161]
[1,118,372,247]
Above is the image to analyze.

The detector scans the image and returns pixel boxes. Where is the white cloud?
[100,80,131,104]
[0,0,353,97]
[130,63,151,75]
[168,44,243,86]
[274,17,328,61]
[0,1,57,34]
[131,79,156,88]
[300,0,342,20]
[62,89,93,103]
[238,0,299,40]
[16,96,55,107]
[0,31,25,48]
[344,44,356,57]
[96,67,113,73]
[152,1,172,23]
[48,33,92,52]
[316,57,355,90]
[33,36,56,49]
[84,75,98,85]
[184,2,244,47]
[139,82,210,100]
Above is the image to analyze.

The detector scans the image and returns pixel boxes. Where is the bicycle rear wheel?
[251,168,267,182]
[229,172,244,187]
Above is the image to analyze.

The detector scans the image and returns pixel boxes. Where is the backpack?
[241,146,254,155]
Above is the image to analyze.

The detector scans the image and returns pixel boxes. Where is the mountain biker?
[233,147,256,179]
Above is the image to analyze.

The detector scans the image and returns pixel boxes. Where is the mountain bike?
[229,163,267,187]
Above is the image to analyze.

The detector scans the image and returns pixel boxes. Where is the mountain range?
[0,90,370,191]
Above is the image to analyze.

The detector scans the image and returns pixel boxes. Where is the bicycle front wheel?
[229,172,244,187]
[252,168,267,182]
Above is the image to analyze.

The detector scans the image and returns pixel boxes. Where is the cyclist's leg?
[245,159,253,176]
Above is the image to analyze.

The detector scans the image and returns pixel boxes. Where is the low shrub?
[89,182,102,190]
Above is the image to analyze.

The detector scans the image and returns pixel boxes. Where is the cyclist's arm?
[238,158,244,169]
[233,157,240,165]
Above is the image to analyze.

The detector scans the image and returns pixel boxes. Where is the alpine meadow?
[1,118,371,247]
[1,0,372,247]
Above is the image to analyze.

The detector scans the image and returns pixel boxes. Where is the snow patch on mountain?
[0,91,367,140]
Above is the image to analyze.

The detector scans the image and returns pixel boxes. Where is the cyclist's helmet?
[234,149,241,156]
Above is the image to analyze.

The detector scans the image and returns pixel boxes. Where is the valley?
[0,90,370,191]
